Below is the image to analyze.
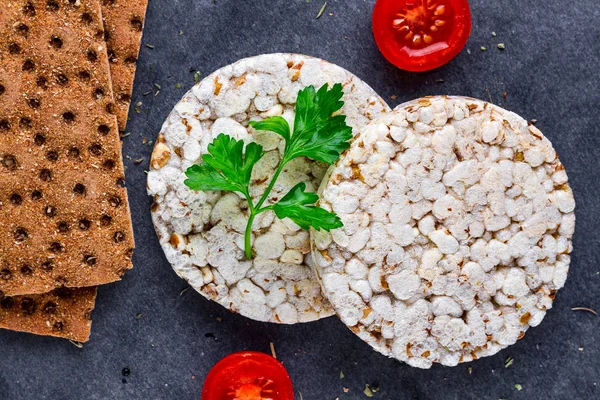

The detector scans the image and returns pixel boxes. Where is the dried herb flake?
[571,307,598,316]
[316,2,327,19]
[193,71,202,83]
[505,356,514,368]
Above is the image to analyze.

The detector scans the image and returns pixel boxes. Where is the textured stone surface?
[0,0,598,399]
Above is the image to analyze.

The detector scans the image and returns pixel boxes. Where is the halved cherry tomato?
[202,351,294,400]
[372,0,472,72]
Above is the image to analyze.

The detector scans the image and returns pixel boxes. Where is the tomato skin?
[202,351,294,400]
[372,0,472,72]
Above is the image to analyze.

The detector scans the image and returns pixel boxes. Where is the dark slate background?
[1,0,599,399]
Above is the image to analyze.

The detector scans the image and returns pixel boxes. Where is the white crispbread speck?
[312,96,575,368]
[148,53,390,323]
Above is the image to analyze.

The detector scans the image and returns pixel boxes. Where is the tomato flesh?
[202,352,294,400]
[229,379,275,399]
[373,0,472,72]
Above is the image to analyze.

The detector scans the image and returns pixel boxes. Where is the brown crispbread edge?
[0,287,96,343]
[102,0,149,132]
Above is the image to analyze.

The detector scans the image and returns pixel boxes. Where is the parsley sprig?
[184,83,352,259]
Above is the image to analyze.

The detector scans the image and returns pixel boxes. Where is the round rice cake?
[312,96,575,368]
[147,53,390,323]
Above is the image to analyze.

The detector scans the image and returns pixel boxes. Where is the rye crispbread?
[101,0,148,131]
[0,287,96,342]
[0,0,134,296]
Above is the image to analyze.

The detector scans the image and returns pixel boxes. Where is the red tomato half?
[373,0,472,72]
[202,352,294,400]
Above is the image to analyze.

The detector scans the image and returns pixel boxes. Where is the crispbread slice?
[101,0,148,131]
[0,0,134,296]
[0,287,96,342]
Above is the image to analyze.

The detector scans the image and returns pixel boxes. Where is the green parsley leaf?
[287,83,353,164]
[294,83,342,135]
[272,182,343,231]
[249,116,291,142]
[184,163,240,192]
[290,113,352,164]
[201,133,264,190]
[184,83,349,259]
[185,134,263,194]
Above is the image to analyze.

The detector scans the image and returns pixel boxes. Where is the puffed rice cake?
[148,53,390,324]
[312,96,575,368]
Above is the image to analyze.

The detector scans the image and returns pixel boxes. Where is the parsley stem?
[241,189,255,215]
[258,205,274,213]
[255,158,288,210]
[243,158,288,259]
[243,203,275,259]
[244,212,256,260]
[241,188,257,260]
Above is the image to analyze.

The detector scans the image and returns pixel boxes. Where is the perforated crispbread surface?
[0,0,134,296]
[101,0,148,131]
[0,287,96,342]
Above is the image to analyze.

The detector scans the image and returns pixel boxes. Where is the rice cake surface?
[312,96,575,368]
[101,0,148,131]
[0,0,134,296]
[0,287,96,342]
[148,53,390,323]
